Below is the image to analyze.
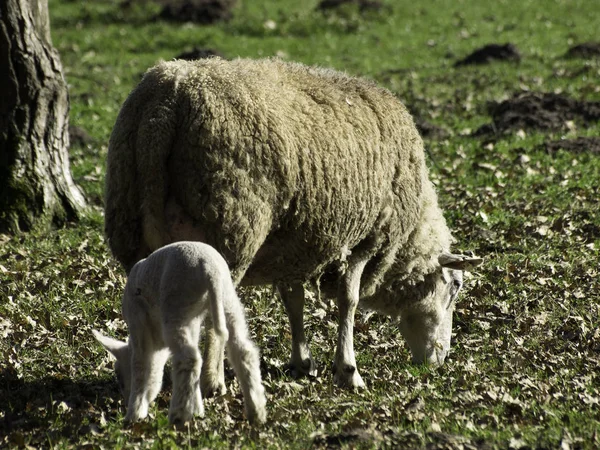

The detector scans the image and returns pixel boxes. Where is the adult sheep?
[105,57,482,392]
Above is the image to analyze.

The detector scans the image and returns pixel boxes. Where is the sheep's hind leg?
[278,283,317,378]
[333,258,369,389]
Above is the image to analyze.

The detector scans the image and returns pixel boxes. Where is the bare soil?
[157,0,236,24]
[475,92,600,135]
[68,125,93,148]
[317,0,383,13]
[174,47,224,60]
[455,43,521,67]
[414,117,450,140]
[564,42,600,59]
[541,136,600,154]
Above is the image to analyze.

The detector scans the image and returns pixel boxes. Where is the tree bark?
[0,0,86,233]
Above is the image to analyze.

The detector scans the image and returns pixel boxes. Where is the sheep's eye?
[451,279,462,296]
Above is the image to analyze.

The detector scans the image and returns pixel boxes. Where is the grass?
[1,0,600,448]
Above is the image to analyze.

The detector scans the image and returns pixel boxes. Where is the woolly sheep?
[104,57,482,391]
[93,241,267,425]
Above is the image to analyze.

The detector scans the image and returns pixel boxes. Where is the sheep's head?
[92,330,132,401]
[398,253,482,366]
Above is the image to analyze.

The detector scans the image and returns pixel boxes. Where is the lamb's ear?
[439,253,483,271]
[92,329,128,360]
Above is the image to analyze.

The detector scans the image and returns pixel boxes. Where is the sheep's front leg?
[333,258,369,389]
[167,317,204,424]
[200,324,226,397]
[278,283,317,377]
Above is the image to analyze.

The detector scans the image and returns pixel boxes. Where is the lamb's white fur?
[93,241,266,425]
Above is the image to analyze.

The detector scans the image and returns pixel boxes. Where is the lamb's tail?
[104,64,179,272]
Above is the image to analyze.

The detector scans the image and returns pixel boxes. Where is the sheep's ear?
[439,253,483,271]
[92,329,128,360]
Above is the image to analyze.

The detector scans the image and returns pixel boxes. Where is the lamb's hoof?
[193,397,205,417]
[246,405,267,425]
[124,406,148,423]
[124,413,143,423]
[333,364,365,389]
[288,357,317,378]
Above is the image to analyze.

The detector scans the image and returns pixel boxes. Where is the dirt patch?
[475,92,600,135]
[174,47,224,60]
[312,428,384,447]
[317,0,383,13]
[157,0,236,24]
[69,125,93,147]
[565,42,600,59]
[414,117,450,140]
[541,136,600,154]
[455,43,520,67]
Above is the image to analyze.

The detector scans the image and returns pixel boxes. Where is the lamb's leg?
[277,283,316,377]
[333,258,369,389]
[125,340,154,421]
[200,323,226,397]
[224,301,267,424]
[146,348,170,405]
[166,316,204,424]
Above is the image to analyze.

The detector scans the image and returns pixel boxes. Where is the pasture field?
[1,0,599,448]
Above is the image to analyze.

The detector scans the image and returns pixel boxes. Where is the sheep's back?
[165,59,425,283]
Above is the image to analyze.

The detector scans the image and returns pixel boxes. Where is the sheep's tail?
[104,91,147,272]
[104,64,179,272]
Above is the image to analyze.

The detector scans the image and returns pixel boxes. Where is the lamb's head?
[92,330,132,401]
[396,253,482,367]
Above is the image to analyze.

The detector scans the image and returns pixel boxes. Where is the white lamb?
[93,241,267,425]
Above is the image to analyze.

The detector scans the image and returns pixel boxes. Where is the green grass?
[2,0,600,448]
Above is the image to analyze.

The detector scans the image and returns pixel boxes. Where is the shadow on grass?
[0,369,121,434]
[0,358,295,430]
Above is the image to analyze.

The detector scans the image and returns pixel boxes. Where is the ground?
[1,0,599,448]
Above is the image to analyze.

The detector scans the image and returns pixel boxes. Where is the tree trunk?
[0,0,86,233]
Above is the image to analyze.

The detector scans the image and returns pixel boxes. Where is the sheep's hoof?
[332,364,365,389]
[288,357,317,378]
[168,408,194,426]
[200,377,226,398]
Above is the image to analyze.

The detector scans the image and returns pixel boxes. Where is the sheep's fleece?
[105,57,482,390]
